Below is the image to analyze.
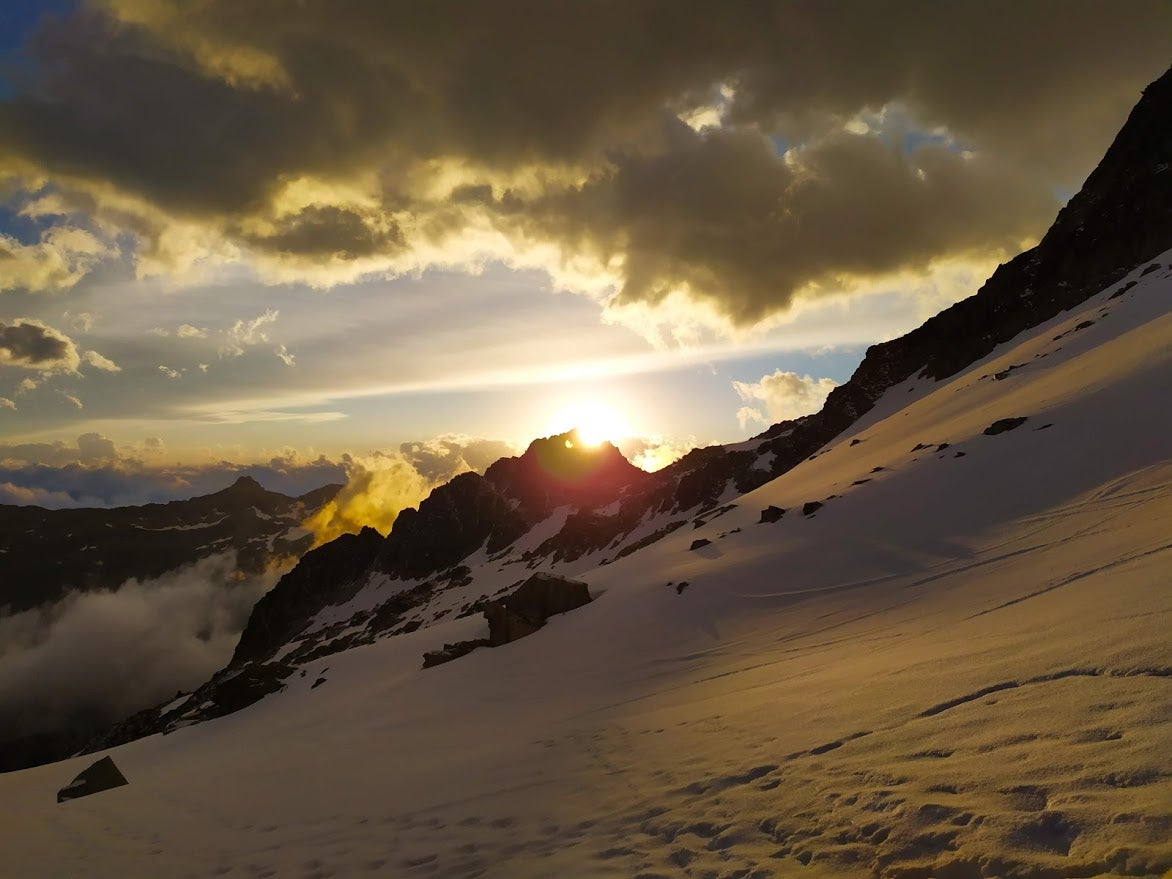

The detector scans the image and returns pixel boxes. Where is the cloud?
[222,309,279,357]
[0,3,1167,333]
[0,440,347,506]
[733,370,838,429]
[0,397,14,410]
[158,365,181,379]
[177,324,207,338]
[305,435,519,545]
[0,227,114,293]
[76,431,117,463]
[0,553,286,739]
[58,391,83,409]
[0,319,81,373]
[274,344,295,366]
[81,349,122,372]
[303,452,433,546]
[398,435,517,484]
[619,434,699,472]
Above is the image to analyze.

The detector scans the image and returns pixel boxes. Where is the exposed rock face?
[484,433,650,517]
[232,526,385,666]
[496,572,592,628]
[749,66,1172,480]
[0,475,341,615]
[57,756,127,803]
[423,573,592,666]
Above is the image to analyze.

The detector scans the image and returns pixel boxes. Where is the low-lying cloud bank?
[0,553,284,742]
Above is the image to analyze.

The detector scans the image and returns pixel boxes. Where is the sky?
[1,0,1170,507]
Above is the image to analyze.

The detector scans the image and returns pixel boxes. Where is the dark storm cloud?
[1,1,1169,325]
[0,319,80,372]
[244,205,404,259]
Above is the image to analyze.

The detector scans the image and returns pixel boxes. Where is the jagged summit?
[484,430,650,516]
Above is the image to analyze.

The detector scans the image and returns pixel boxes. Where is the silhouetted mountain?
[0,477,342,615]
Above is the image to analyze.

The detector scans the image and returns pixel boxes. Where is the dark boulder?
[689,538,712,551]
[504,572,592,621]
[984,417,1029,435]
[759,506,785,523]
[802,501,824,516]
[57,756,127,803]
[486,572,593,647]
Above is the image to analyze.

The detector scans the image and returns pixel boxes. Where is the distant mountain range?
[82,66,1172,758]
[0,476,340,617]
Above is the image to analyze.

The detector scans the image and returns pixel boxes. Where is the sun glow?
[545,400,633,447]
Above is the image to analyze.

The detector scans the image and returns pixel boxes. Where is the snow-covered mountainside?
[4,246,1169,879]
[3,66,1170,879]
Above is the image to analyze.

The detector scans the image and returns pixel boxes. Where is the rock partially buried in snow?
[802,501,824,516]
[423,573,593,666]
[497,572,592,625]
[689,538,712,551]
[984,416,1029,435]
[57,756,128,803]
[759,505,785,523]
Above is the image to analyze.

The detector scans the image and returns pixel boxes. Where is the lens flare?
[544,401,632,447]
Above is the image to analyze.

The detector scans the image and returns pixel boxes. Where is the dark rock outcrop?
[749,65,1172,484]
[232,526,385,666]
[423,573,592,666]
[57,756,127,803]
[759,506,785,523]
[984,417,1029,436]
[802,502,824,516]
[689,538,712,551]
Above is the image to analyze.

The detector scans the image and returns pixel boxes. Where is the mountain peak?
[485,430,649,516]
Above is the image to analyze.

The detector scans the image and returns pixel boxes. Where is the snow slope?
[1,259,1169,878]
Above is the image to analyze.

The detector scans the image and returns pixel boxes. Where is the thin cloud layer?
[0,2,1167,333]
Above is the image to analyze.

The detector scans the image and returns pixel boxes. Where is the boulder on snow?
[759,505,785,524]
[422,573,592,665]
[689,538,712,551]
[802,501,824,516]
[983,416,1029,435]
[57,756,128,803]
[504,572,591,622]
[487,572,592,647]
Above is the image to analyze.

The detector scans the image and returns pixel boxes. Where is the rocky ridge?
[88,65,1172,751]
[0,475,341,615]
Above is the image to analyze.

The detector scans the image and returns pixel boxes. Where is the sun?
[545,400,633,448]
